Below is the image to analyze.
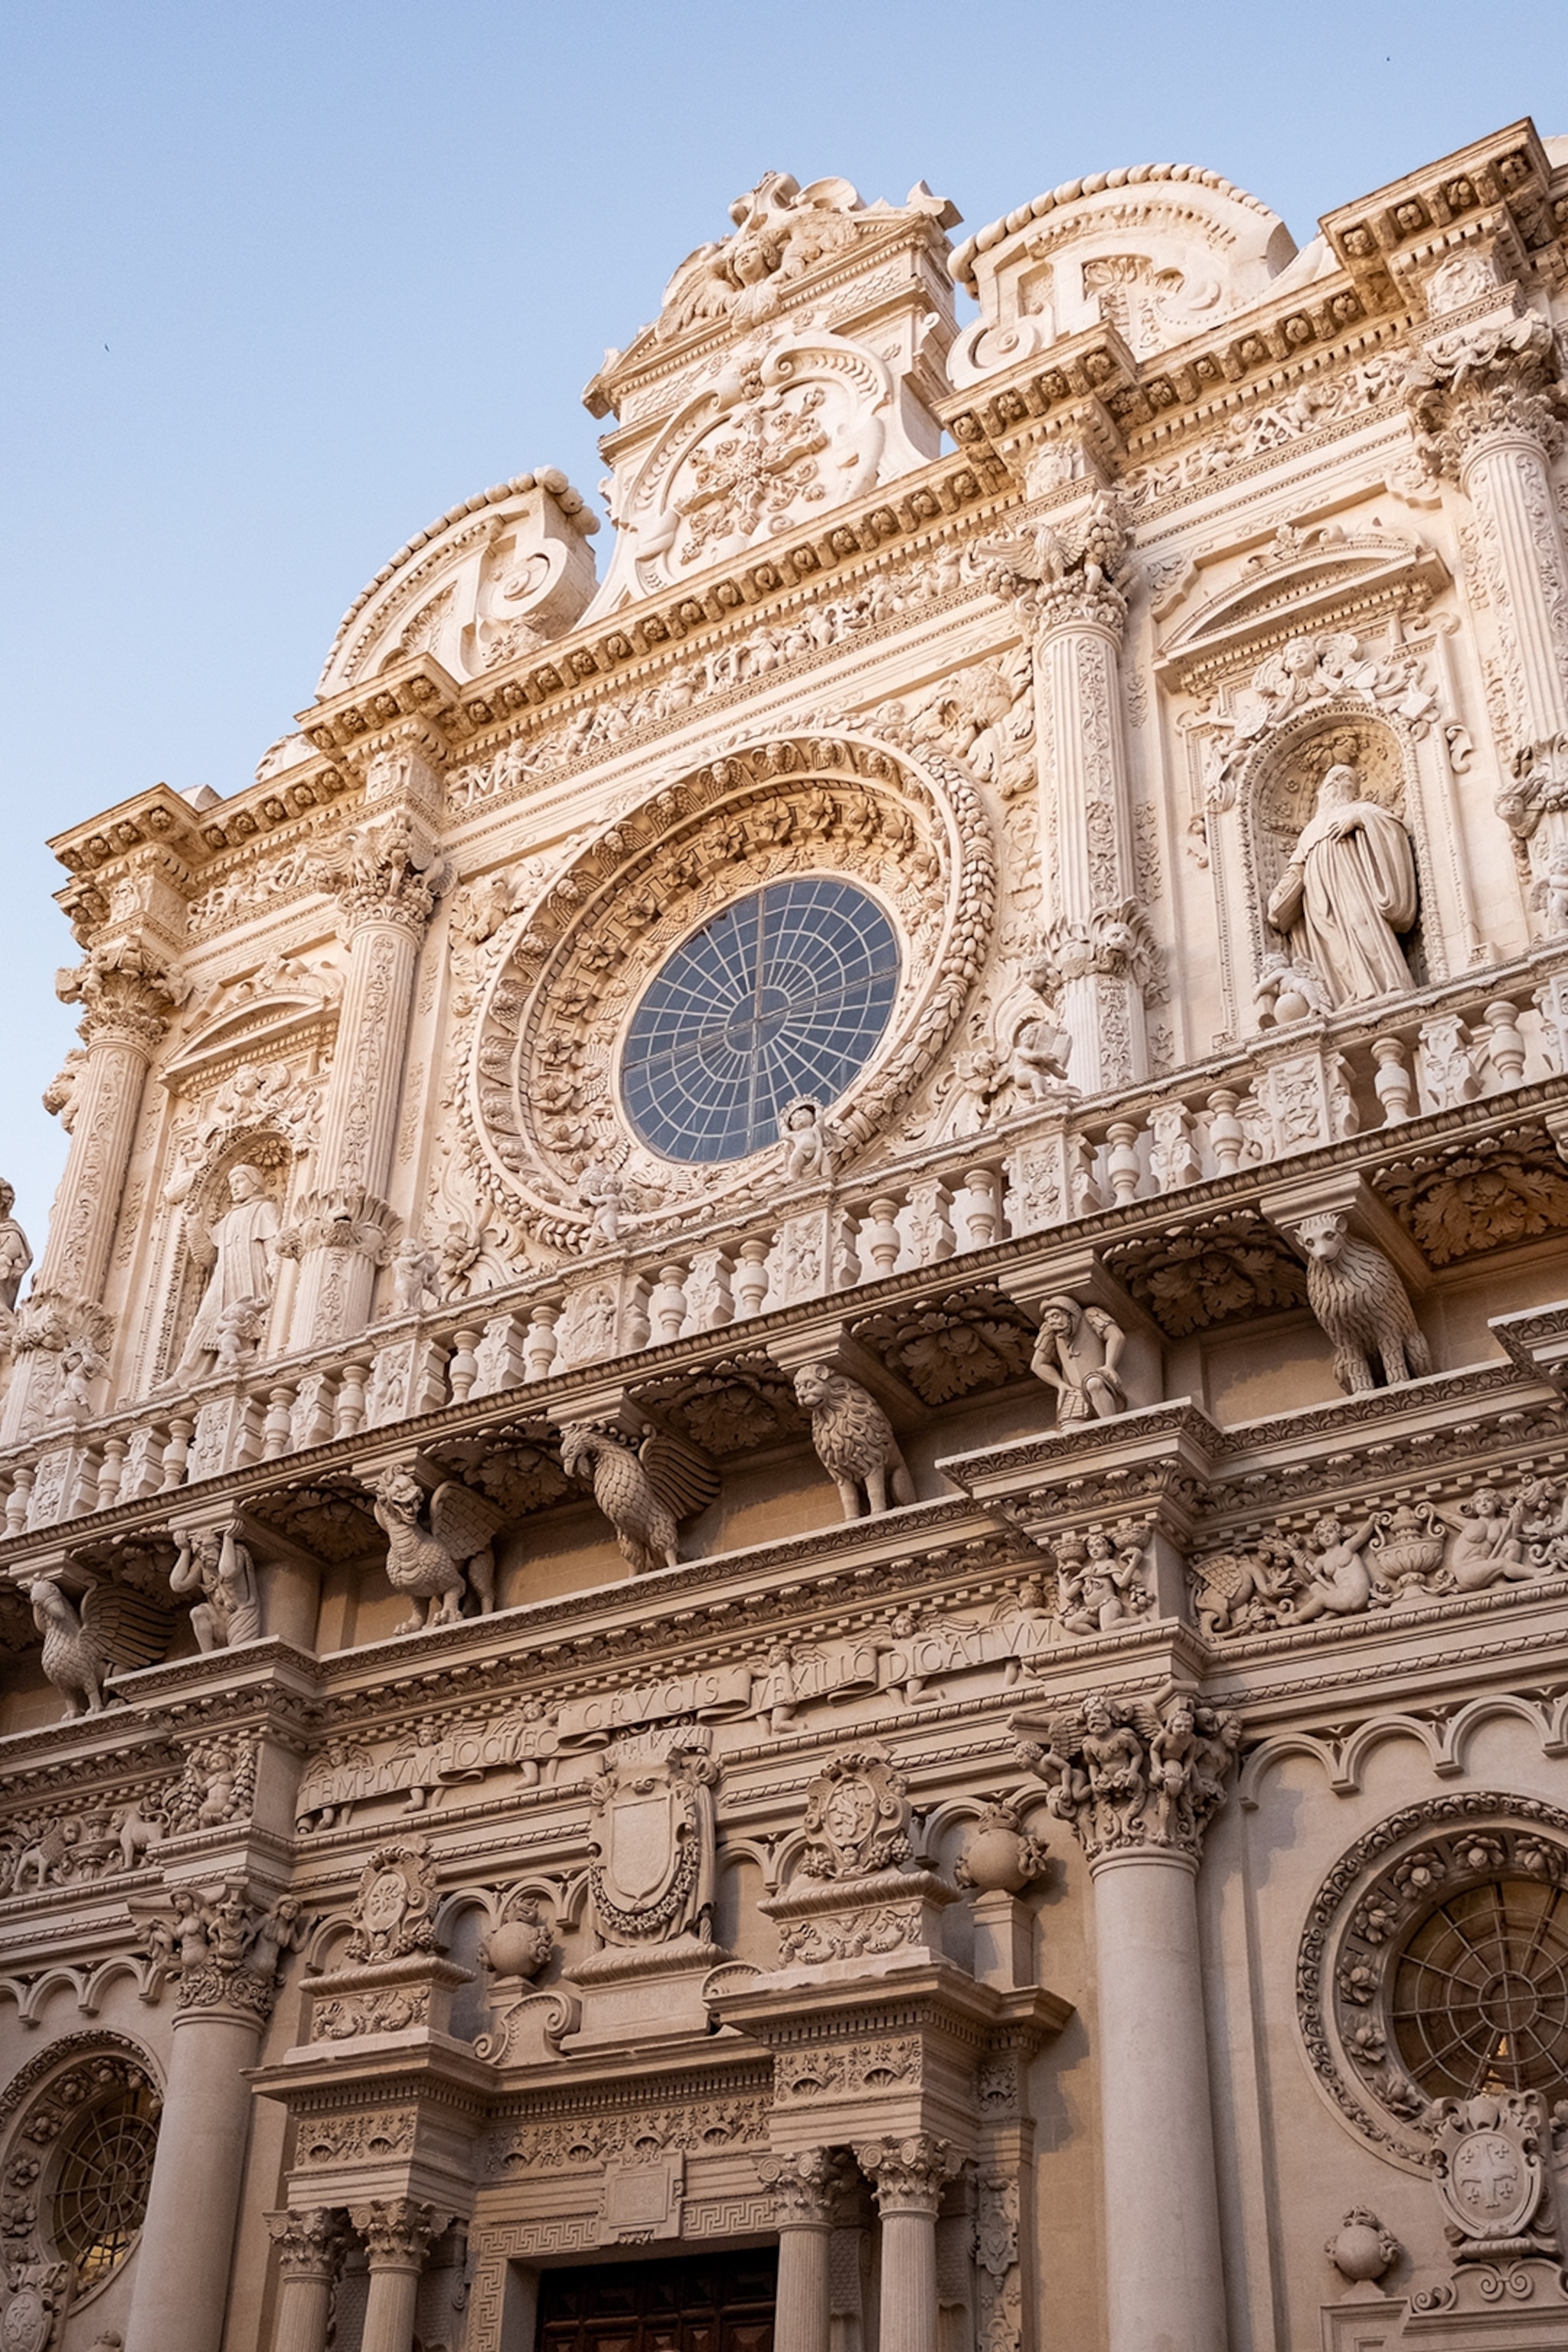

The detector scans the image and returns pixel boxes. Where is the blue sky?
[2,0,1565,1248]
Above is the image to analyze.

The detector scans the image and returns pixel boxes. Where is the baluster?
[96,1436,128,1511]
[861,1197,903,1280]
[1206,1089,1246,1175]
[524,1304,560,1381]
[5,1467,34,1535]
[648,1266,689,1345]
[260,1384,296,1461]
[903,1176,955,1266]
[333,1362,371,1439]
[956,1167,1001,1250]
[733,1239,771,1318]
[1371,1037,1416,1125]
[446,1330,482,1404]
[159,1416,194,1491]
[1105,1120,1143,1205]
[684,1250,734,1333]
[1146,1103,1199,1194]
[1479,998,1527,1089]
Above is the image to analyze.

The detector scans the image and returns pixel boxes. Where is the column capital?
[350,2197,443,2271]
[60,944,181,1057]
[1408,309,1568,479]
[315,808,446,937]
[1014,1685,1241,1864]
[854,2134,962,2219]
[266,2206,345,2281]
[756,2148,844,2227]
[140,1878,306,2027]
[975,489,1130,641]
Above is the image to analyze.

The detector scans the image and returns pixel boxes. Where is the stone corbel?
[991,1244,1164,1410]
[1259,1168,1432,1297]
[762,1325,926,1432]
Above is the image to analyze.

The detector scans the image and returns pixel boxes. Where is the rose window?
[1391,1877,1568,2100]
[51,2081,159,2288]
[620,877,899,1163]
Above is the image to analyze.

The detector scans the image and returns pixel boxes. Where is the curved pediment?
[163,956,343,1088]
[1157,523,1449,686]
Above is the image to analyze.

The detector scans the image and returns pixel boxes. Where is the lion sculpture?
[1289,1210,1431,1394]
[794,1363,916,1521]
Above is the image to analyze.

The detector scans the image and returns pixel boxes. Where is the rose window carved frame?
[1298,1795,1568,2173]
[0,2033,162,2308]
[459,734,996,1244]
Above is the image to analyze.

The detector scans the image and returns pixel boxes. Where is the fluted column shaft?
[352,2200,439,2352]
[266,2209,341,2352]
[856,2136,958,2352]
[1090,1848,1227,2352]
[760,2149,838,2352]
[125,2002,266,2352]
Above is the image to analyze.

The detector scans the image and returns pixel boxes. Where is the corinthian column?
[351,2199,441,2352]
[289,807,443,1345]
[1410,310,1568,917]
[982,488,1150,1093]
[854,2135,961,2352]
[126,1889,292,2352]
[2,947,178,1442]
[266,2208,344,2352]
[758,2149,840,2352]
[1017,1687,1240,2352]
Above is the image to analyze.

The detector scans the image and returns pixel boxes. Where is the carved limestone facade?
[10,117,1568,2352]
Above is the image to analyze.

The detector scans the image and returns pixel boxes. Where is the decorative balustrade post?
[855,2135,961,2352]
[1016,1687,1241,2352]
[981,484,1152,1091]
[759,2150,840,2352]
[126,1886,297,2352]
[2,950,178,1443]
[351,2198,442,2352]
[266,2207,344,2352]
[289,790,444,1347]
[1410,304,1568,922]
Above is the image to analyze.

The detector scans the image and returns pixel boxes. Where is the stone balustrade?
[5,954,1568,1537]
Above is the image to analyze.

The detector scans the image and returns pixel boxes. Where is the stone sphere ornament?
[956,1799,1049,1894]
[1325,2209,1400,2292]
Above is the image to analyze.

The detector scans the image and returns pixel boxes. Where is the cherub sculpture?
[780,1098,835,1183]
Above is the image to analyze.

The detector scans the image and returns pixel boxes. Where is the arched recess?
[147,1123,297,1387]
[458,731,996,1251]
[0,2028,164,2315]
[1227,704,1442,1025]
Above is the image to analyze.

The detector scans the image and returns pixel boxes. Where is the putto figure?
[1265,764,1418,1005]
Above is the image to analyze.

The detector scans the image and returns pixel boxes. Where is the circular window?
[51,2082,158,2288]
[621,877,900,1164]
[1392,1877,1568,2099]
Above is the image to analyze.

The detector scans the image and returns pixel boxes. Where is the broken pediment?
[947,164,1296,389]
[316,470,599,696]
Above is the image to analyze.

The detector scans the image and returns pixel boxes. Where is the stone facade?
[5,121,1568,2352]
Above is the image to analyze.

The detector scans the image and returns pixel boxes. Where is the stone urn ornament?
[956,1798,1048,1894]
[1325,2209,1400,2295]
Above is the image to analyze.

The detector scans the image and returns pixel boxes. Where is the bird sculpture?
[369,1468,501,1635]
[558,1423,718,1577]
[28,1578,115,1717]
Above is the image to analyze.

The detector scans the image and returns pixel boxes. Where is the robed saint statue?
[174,1164,279,1382]
[1265,763,1417,1006]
